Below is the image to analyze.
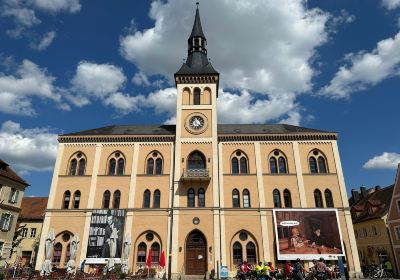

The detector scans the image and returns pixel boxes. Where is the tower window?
[193,87,201,105]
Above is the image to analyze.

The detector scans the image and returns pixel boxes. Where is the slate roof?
[0,159,29,186]
[351,185,394,224]
[19,197,48,220]
[189,5,205,39]
[62,124,332,137]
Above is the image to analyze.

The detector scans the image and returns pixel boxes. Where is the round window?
[77,153,82,158]
[115,152,120,157]
[239,232,248,241]
[235,151,242,157]
[146,232,154,241]
[152,152,158,157]
[313,150,319,156]
[193,217,200,225]
[274,150,279,156]
[62,233,70,242]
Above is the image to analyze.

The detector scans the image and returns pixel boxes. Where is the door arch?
[185,230,207,275]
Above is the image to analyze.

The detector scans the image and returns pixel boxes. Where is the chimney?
[360,186,368,198]
[351,188,360,204]
[375,185,381,191]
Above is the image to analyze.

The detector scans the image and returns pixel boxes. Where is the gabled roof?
[351,185,394,223]
[61,123,333,137]
[0,159,29,186]
[19,197,48,220]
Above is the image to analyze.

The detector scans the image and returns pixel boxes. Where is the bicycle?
[370,266,393,280]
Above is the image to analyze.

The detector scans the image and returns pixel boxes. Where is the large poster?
[86,209,126,263]
[273,209,345,260]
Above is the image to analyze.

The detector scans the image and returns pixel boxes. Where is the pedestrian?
[293,258,305,280]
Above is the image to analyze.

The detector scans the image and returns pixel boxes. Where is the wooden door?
[186,231,207,275]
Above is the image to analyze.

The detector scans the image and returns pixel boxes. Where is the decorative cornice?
[59,135,175,143]
[218,134,337,142]
[175,74,218,84]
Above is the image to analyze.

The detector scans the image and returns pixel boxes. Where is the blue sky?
[0,0,400,197]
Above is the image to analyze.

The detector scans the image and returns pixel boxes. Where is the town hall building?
[36,5,362,278]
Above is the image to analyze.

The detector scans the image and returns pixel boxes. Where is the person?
[284,261,292,279]
[241,261,251,280]
[268,262,277,279]
[293,259,304,280]
[256,262,264,277]
[101,215,121,258]
[291,228,307,248]
[310,228,334,248]
[383,259,393,275]
[262,262,271,279]
[315,258,328,280]
[80,259,86,272]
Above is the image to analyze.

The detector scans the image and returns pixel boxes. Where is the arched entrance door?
[186,230,207,275]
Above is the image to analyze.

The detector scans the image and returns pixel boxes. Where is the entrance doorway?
[186,230,207,275]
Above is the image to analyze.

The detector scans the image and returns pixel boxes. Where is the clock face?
[189,116,204,130]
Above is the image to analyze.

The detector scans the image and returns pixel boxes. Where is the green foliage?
[0,272,5,280]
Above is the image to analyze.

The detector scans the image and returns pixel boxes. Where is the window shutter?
[8,190,13,203]
[15,191,19,203]
[8,215,13,231]
[0,214,4,230]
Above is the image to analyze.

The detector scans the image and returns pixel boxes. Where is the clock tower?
[171,3,221,275]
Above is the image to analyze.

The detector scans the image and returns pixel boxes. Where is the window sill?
[137,174,170,177]
[262,173,296,176]
[59,175,92,177]
[97,175,131,177]
[223,173,257,176]
[303,173,337,176]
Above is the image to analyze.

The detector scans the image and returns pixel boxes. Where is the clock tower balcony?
[181,168,210,182]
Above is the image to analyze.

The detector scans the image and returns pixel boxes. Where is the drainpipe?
[168,143,176,280]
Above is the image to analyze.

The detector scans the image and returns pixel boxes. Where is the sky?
[0,0,400,197]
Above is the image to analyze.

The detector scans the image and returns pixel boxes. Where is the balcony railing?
[181,168,210,181]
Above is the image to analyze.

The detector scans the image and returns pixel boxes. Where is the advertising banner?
[273,209,345,260]
[86,209,126,263]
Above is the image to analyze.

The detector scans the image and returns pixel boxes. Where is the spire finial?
[196,2,199,7]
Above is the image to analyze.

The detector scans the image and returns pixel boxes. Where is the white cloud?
[29,0,81,13]
[30,30,56,51]
[119,0,330,124]
[1,6,41,38]
[0,120,58,174]
[321,31,400,98]
[71,61,126,100]
[363,152,400,169]
[382,0,400,10]
[0,59,63,115]
[103,92,143,114]
[132,71,150,86]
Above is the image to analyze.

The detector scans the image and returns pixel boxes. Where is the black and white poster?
[86,209,126,262]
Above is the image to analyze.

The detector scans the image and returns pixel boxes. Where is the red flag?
[146,249,152,268]
[159,251,166,269]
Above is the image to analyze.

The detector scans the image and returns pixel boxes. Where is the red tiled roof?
[0,159,29,186]
[19,197,48,220]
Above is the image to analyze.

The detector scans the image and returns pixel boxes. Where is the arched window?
[246,242,256,264]
[62,191,71,209]
[273,189,281,208]
[147,158,154,175]
[278,157,287,174]
[155,158,163,175]
[325,189,334,208]
[65,243,71,264]
[103,191,111,209]
[117,158,124,175]
[153,190,161,208]
[309,157,318,173]
[198,188,205,207]
[232,189,240,208]
[233,242,243,265]
[314,189,323,207]
[73,191,81,209]
[243,189,250,208]
[188,188,195,207]
[143,190,151,208]
[231,151,249,174]
[151,242,160,263]
[113,190,121,209]
[146,152,163,175]
[108,152,125,175]
[193,87,201,105]
[78,158,86,175]
[188,151,206,169]
[309,150,329,174]
[270,157,278,174]
[68,152,87,175]
[318,156,327,174]
[240,157,248,174]
[53,243,62,264]
[69,159,77,175]
[269,150,288,174]
[108,158,116,175]
[137,242,147,263]
[232,158,239,174]
[283,189,292,208]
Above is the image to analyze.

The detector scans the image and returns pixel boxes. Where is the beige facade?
[0,160,28,267]
[388,164,400,274]
[36,5,362,278]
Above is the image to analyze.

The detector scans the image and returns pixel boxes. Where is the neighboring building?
[388,164,400,274]
[349,185,397,274]
[0,159,29,267]
[36,5,362,278]
[10,197,47,266]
